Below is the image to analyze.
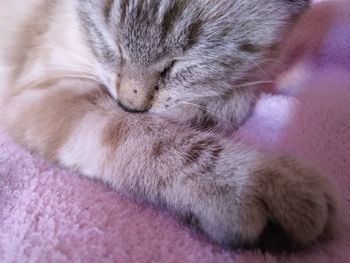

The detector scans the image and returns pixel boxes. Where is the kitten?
[0,0,337,250]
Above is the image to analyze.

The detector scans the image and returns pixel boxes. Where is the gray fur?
[0,0,338,251]
[75,0,310,128]
[71,0,336,249]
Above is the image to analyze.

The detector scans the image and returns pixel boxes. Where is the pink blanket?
[1,1,350,262]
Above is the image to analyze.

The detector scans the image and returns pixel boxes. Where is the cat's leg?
[2,81,337,249]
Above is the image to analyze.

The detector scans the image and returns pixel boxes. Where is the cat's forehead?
[114,0,199,65]
[111,0,310,65]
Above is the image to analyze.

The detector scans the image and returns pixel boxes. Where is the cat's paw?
[185,155,337,251]
[255,156,338,251]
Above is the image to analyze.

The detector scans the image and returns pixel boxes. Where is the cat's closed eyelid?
[160,60,178,78]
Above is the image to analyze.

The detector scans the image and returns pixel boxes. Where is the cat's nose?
[118,76,154,113]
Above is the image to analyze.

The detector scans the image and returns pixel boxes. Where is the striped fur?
[0,0,337,250]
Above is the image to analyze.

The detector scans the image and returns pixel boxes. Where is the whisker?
[49,63,95,72]
[42,67,97,77]
[238,52,271,78]
[229,45,275,78]
[51,74,99,81]
[46,45,95,68]
[179,101,241,129]
[235,80,275,88]
[183,79,274,103]
[15,75,99,90]
[178,101,262,147]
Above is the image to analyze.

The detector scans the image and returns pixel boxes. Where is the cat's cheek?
[148,105,168,115]
[58,113,111,179]
[95,64,118,99]
[149,98,179,115]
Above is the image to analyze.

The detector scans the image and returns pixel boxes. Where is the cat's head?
[76,0,310,126]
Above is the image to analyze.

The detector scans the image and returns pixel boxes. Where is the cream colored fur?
[0,0,337,250]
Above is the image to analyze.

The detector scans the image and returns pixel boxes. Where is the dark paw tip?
[230,220,304,254]
[256,220,302,254]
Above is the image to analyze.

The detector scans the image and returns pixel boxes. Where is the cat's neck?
[0,0,97,102]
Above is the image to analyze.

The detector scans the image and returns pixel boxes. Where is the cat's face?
[76,0,309,119]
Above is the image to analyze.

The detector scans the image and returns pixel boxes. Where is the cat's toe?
[179,155,337,251]
[196,157,337,251]
[256,156,338,249]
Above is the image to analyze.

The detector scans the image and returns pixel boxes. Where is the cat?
[0,0,337,250]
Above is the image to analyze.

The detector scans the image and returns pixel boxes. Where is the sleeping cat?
[0,0,337,250]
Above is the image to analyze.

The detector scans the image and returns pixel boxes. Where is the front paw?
[184,155,337,250]
[258,156,337,246]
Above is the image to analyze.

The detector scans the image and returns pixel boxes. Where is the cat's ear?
[283,0,311,15]
[280,0,312,35]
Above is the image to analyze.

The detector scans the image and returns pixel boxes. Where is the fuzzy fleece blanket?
[1,1,350,262]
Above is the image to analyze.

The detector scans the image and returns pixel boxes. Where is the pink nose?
[118,76,153,112]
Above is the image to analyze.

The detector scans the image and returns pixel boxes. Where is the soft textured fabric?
[1,0,349,262]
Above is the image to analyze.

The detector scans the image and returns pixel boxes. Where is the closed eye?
[160,60,177,78]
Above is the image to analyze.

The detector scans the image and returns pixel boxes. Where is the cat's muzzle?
[117,76,155,113]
